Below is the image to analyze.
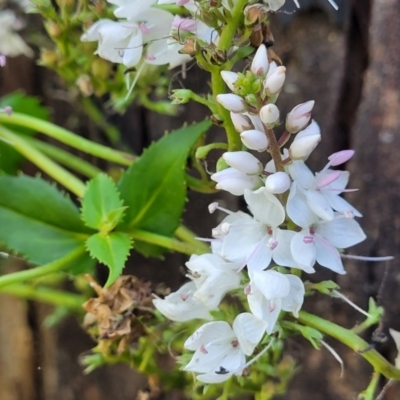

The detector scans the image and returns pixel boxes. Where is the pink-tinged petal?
[272,229,296,267]
[316,170,341,188]
[328,150,355,166]
[286,160,315,189]
[324,193,362,217]
[222,220,264,262]
[263,299,282,334]
[244,187,285,226]
[281,275,305,317]
[287,182,318,228]
[316,218,366,249]
[184,321,234,351]
[291,231,316,270]
[233,313,267,355]
[253,270,290,300]
[246,237,273,274]
[246,287,265,320]
[306,190,334,221]
[314,235,346,274]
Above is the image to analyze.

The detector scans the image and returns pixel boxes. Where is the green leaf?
[0,92,49,174]
[0,175,91,266]
[86,232,132,286]
[81,173,126,232]
[306,280,339,295]
[118,120,211,256]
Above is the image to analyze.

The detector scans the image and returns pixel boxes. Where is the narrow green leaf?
[118,120,211,256]
[86,232,132,286]
[0,175,90,266]
[81,173,126,232]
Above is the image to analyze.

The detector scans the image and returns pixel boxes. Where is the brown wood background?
[1,0,400,399]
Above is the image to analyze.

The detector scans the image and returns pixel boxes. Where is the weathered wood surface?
[1,0,400,398]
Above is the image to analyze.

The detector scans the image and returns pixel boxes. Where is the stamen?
[0,106,12,116]
[0,55,6,67]
[321,340,344,378]
[316,170,341,188]
[147,54,156,61]
[200,343,208,354]
[208,202,233,215]
[231,340,239,348]
[303,235,314,244]
[267,237,278,250]
[244,284,251,295]
[331,290,372,318]
[139,22,150,34]
[341,254,394,262]
[180,293,189,301]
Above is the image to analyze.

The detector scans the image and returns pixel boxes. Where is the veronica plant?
[0,0,399,399]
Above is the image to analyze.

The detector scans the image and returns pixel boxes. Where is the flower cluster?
[81,0,338,70]
[153,42,366,384]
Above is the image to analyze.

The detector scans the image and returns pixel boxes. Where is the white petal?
[281,275,305,317]
[184,341,233,373]
[306,190,334,221]
[314,234,346,274]
[233,313,267,355]
[246,287,266,320]
[287,182,318,228]
[324,193,362,217]
[316,218,366,249]
[246,237,272,274]
[286,160,315,189]
[263,298,282,334]
[222,219,264,262]
[291,231,316,271]
[196,372,233,383]
[272,229,296,267]
[244,187,285,226]
[184,321,234,351]
[253,270,290,299]
[123,30,143,67]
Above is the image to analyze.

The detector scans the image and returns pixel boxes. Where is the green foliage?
[0,92,49,174]
[86,232,132,287]
[306,280,339,295]
[81,173,126,233]
[118,120,211,256]
[0,175,94,271]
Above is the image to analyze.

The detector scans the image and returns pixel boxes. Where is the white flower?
[186,254,242,309]
[217,93,247,113]
[287,155,361,221]
[289,120,321,160]
[259,104,280,126]
[287,182,366,274]
[183,313,267,383]
[265,171,291,194]
[152,281,213,321]
[250,44,269,77]
[240,129,269,151]
[81,8,173,68]
[109,0,157,20]
[247,270,304,333]
[264,66,286,95]
[0,10,33,58]
[286,100,314,133]
[220,187,296,274]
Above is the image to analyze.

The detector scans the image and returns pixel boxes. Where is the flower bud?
[171,89,192,104]
[250,44,269,77]
[240,129,269,152]
[264,66,286,95]
[223,151,263,175]
[216,93,247,113]
[221,71,238,92]
[265,171,291,194]
[211,168,261,196]
[286,100,315,133]
[289,120,321,159]
[230,112,253,132]
[259,104,280,125]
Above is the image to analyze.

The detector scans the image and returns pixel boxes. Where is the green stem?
[298,311,400,380]
[358,371,380,400]
[196,142,228,159]
[174,225,210,253]
[127,229,208,256]
[217,0,248,52]
[0,113,135,165]
[25,136,102,178]
[186,174,218,193]
[0,284,85,312]
[0,247,85,289]
[188,91,213,108]
[211,70,241,151]
[80,97,123,148]
[0,126,86,197]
